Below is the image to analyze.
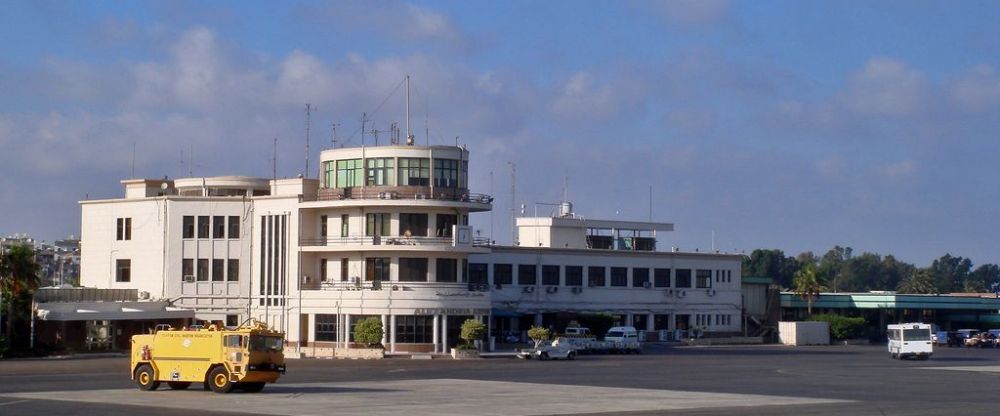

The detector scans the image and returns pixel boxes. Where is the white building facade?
[79,143,742,355]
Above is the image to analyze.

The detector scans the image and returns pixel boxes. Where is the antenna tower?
[304,104,312,179]
[330,122,340,148]
[508,161,517,245]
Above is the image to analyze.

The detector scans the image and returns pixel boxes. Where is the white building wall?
[80,199,166,297]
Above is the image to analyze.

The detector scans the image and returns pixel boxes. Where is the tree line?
[743,246,1000,295]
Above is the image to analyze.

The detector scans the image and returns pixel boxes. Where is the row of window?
[181,258,240,282]
[116,217,132,241]
[324,157,469,189]
[470,264,734,289]
[314,315,441,344]
[319,213,465,238]
[319,257,465,283]
[694,314,734,327]
[182,215,241,239]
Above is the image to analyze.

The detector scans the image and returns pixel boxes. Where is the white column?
[442,314,449,353]
[343,313,352,348]
[646,313,655,332]
[625,314,634,327]
[534,313,543,327]
[389,314,397,353]
[433,315,440,353]
[381,314,388,346]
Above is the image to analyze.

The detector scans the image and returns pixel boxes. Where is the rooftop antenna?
[562,172,568,203]
[272,137,278,182]
[390,122,400,145]
[189,143,194,176]
[423,113,428,147]
[304,104,312,179]
[649,185,653,223]
[508,161,517,245]
[330,122,340,148]
[455,136,459,147]
[130,142,136,178]
[405,75,415,146]
[361,112,368,147]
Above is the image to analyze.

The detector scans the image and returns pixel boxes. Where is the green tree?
[527,326,551,349]
[897,269,938,294]
[817,246,852,292]
[810,314,866,340]
[743,249,801,289]
[1,244,40,344]
[353,317,384,348]
[459,318,486,349]
[793,264,827,316]
[968,264,1000,293]
[928,254,972,293]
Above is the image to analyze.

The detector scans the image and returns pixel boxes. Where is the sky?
[2,1,1000,267]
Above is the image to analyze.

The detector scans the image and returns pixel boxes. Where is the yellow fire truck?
[130,320,286,393]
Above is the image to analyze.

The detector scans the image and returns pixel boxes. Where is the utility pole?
[508,161,516,245]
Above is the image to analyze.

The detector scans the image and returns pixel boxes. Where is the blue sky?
[3,1,1000,267]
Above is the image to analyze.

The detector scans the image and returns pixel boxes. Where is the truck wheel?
[540,352,549,361]
[568,351,576,360]
[167,382,191,390]
[135,364,160,391]
[241,382,266,392]
[208,366,234,393]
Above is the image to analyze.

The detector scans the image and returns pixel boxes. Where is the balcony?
[299,234,493,251]
[299,279,491,293]
[316,186,492,204]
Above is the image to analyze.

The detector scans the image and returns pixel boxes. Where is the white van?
[887,323,933,360]
[604,326,642,353]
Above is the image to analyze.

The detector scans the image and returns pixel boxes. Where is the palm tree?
[793,264,827,316]
[0,244,40,343]
[897,269,938,294]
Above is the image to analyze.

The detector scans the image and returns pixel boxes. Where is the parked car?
[934,331,950,346]
[952,329,980,347]
[517,338,578,360]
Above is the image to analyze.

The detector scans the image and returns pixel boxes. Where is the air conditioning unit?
[183,275,195,283]
[137,291,150,300]
[664,289,673,296]
[571,286,583,294]
[392,284,400,291]
[707,289,716,296]
[494,283,503,290]
[352,276,362,287]
[415,193,426,200]
[378,192,388,199]
[643,281,652,289]
[522,286,535,294]
[302,275,312,284]
[546,286,558,294]
[677,290,687,298]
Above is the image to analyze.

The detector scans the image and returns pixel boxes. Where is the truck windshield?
[606,331,623,338]
[903,329,930,341]
[249,336,284,352]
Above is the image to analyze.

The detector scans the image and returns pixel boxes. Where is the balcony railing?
[316,186,492,204]
[300,279,490,292]
[301,235,492,248]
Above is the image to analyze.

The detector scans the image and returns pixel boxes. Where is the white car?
[517,338,578,360]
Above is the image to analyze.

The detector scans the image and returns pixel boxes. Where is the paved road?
[2,344,999,415]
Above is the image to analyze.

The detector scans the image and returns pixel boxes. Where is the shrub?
[527,326,551,348]
[810,314,866,340]
[459,319,486,350]
[353,317,384,348]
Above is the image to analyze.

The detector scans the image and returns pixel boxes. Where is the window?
[212,259,224,281]
[398,258,427,282]
[213,216,225,239]
[436,214,457,237]
[542,265,560,286]
[315,314,338,342]
[493,264,512,285]
[323,161,335,188]
[182,259,193,281]
[395,315,433,343]
[320,215,328,238]
[228,259,239,281]
[436,258,457,282]
[366,257,391,282]
[366,157,395,186]
[228,216,240,239]
[341,258,349,281]
[115,259,131,282]
[696,269,712,288]
[116,218,131,240]
[197,216,209,239]
[633,268,650,287]
[335,159,363,188]
[469,263,488,284]
[676,269,692,288]
[588,266,606,287]
[434,159,459,188]
[340,214,349,237]
[462,259,468,282]
[197,259,209,281]
[183,216,194,239]
[610,267,628,287]
[366,213,390,237]
[399,213,428,236]
[398,158,430,186]
[518,264,537,285]
[654,268,671,287]
[318,259,327,282]
[565,266,583,286]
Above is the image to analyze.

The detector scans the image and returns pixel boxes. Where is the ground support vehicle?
[887,323,932,360]
[517,338,578,360]
[130,320,286,393]
[559,326,642,354]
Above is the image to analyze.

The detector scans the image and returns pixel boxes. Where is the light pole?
[108,249,119,287]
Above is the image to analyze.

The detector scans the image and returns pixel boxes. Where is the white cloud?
[839,57,929,117]
[295,1,469,50]
[948,64,1000,111]
[551,71,644,121]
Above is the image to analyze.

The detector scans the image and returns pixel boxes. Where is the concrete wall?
[779,321,830,345]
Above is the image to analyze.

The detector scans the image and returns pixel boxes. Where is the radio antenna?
[304,104,312,179]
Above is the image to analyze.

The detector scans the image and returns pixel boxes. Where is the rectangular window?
[542,265,560,286]
[212,259,224,281]
[395,315,433,343]
[398,258,427,282]
[213,216,225,239]
[436,258,457,282]
[518,264,537,285]
[197,259,209,281]
[565,266,583,286]
[115,259,131,282]
[183,216,194,239]
[228,259,239,281]
[436,214,457,237]
[462,259,468,283]
[696,269,712,288]
[366,213,390,237]
[399,213,428,236]
[469,263,488,284]
[366,257,391,282]
[319,258,327,282]
[398,158,430,186]
[320,215,328,238]
[588,266,606,287]
[116,218,132,240]
[315,314,338,342]
[633,268,650,287]
[341,258,349,281]
[323,161,335,188]
[366,157,395,186]
[610,267,628,287]
[228,216,240,239]
[676,269,692,288]
[335,158,363,188]
[182,259,194,281]
[197,216,209,239]
[493,264,513,285]
[654,268,671,287]
[125,218,131,240]
[340,214,349,237]
[434,159,459,188]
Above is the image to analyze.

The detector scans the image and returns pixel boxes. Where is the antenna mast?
[361,113,368,147]
[272,137,277,182]
[508,161,516,245]
[131,142,136,178]
[406,75,414,145]
[330,122,340,148]
[304,104,312,178]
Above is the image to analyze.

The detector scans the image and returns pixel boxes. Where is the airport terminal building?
[78,143,742,355]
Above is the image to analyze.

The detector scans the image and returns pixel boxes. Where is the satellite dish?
[160,182,169,190]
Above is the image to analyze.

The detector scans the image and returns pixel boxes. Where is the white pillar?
[625,314,634,327]
[534,313,543,327]
[344,313,352,348]
[389,314,397,353]
[433,315,440,353]
[442,314,449,353]
[646,313,655,332]
[381,314,388,346]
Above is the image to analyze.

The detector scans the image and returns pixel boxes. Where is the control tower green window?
[335,159,363,188]
[399,158,430,186]
[434,159,459,188]
[366,158,395,186]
